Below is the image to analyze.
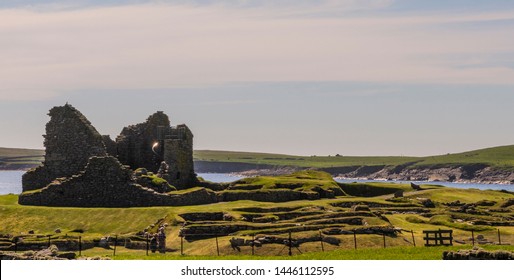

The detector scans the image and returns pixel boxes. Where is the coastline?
[3,162,514,186]
[195,161,514,186]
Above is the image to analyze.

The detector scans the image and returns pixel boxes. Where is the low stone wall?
[443,247,514,260]
[0,245,77,260]
[179,212,225,221]
[331,201,419,208]
[218,189,319,203]
[19,157,217,207]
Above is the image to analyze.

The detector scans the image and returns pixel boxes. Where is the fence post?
[383,233,386,248]
[251,234,255,256]
[215,234,220,256]
[47,235,51,248]
[113,235,117,257]
[180,236,184,255]
[411,230,416,247]
[497,229,501,245]
[319,230,325,252]
[471,230,475,246]
[14,238,17,253]
[79,236,82,256]
[353,231,357,250]
[146,235,149,256]
[288,231,292,256]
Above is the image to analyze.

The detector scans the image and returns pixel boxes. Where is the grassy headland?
[194,145,514,170]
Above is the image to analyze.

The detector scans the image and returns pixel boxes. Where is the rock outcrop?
[196,161,514,184]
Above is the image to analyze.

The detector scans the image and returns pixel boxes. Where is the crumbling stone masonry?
[102,135,117,157]
[20,104,337,207]
[162,124,196,188]
[18,156,216,207]
[22,104,107,192]
[116,111,170,173]
[116,112,196,189]
[20,104,202,207]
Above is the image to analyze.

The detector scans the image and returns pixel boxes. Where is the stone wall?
[116,112,197,189]
[217,189,319,203]
[22,104,107,192]
[163,124,196,188]
[116,111,170,173]
[19,104,333,207]
[102,135,117,156]
[443,248,514,260]
[19,155,328,206]
[19,156,217,207]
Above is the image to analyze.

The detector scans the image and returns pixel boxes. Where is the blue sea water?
[0,171,512,195]
[334,178,514,191]
[0,171,25,195]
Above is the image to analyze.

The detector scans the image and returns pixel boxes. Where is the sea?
[0,171,512,195]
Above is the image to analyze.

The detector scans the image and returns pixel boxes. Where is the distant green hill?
[2,144,514,171]
[194,145,514,171]
[0,147,44,169]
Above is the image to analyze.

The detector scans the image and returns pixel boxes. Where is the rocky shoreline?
[195,161,514,185]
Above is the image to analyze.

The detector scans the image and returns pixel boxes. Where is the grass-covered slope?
[415,145,514,169]
[3,144,513,170]
[227,170,345,196]
[2,144,514,171]
[194,145,514,171]
[194,150,418,168]
[1,171,513,260]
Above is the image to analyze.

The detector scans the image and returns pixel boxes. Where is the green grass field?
[194,145,514,170]
[2,144,514,170]
[1,175,513,260]
[100,244,514,260]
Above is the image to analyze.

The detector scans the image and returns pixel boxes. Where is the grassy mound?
[227,170,346,197]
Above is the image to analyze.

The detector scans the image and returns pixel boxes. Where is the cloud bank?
[0,2,514,100]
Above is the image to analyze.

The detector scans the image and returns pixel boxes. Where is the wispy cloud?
[0,2,513,100]
[0,0,394,13]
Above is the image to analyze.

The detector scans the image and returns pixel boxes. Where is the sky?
[1,0,514,156]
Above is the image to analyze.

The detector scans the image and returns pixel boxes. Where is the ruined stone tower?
[116,112,197,189]
[116,111,170,173]
[162,124,196,188]
[19,104,205,207]
[22,104,107,191]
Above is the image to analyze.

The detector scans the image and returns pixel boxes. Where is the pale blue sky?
[1,1,514,156]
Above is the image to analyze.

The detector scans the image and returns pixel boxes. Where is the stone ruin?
[20,104,200,207]
[116,111,195,188]
[19,104,342,207]
[22,105,107,191]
